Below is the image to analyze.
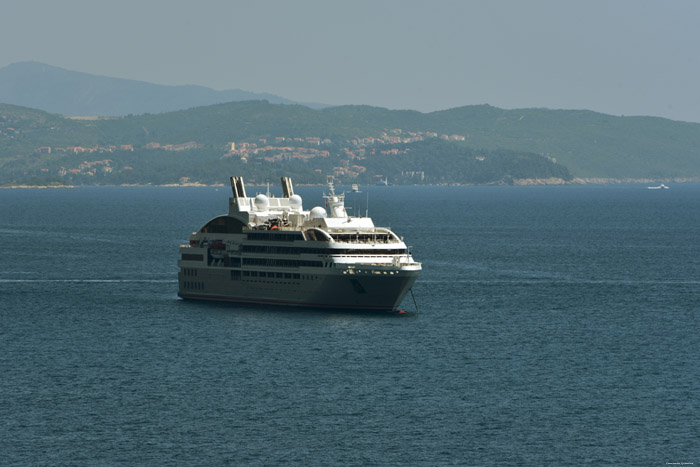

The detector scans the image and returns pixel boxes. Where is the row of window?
[182,246,405,264]
[242,258,323,268]
[182,281,204,290]
[182,254,204,262]
[242,245,328,255]
[209,257,241,267]
[182,268,198,277]
[230,271,320,281]
[247,232,302,242]
[332,233,395,243]
[241,245,406,256]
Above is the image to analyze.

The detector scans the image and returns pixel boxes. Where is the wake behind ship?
[178,176,421,311]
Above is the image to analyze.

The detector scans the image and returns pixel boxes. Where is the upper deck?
[223,176,402,244]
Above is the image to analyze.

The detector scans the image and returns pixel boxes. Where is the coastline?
[510,176,700,186]
[3,177,700,189]
[0,184,77,189]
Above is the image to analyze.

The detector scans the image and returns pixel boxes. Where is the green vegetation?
[358,139,571,184]
[1,100,699,185]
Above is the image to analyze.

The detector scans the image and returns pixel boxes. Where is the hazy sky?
[2,0,700,122]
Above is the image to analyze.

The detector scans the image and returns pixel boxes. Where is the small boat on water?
[647,184,669,190]
[351,184,360,192]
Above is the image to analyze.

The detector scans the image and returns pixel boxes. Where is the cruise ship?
[177,176,421,311]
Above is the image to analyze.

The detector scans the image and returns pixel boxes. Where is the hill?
[0,62,327,116]
[93,101,700,179]
[1,100,699,185]
[419,106,700,179]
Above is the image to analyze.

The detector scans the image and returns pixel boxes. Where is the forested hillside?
[1,100,698,186]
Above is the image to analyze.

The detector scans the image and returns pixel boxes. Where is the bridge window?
[201,216,246,234]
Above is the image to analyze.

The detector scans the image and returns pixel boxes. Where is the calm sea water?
[1,184,698,466]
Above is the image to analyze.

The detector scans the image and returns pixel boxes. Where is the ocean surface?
[1,184,698,466]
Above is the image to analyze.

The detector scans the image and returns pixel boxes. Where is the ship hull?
[178,268,419,311]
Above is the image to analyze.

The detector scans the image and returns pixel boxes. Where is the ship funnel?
[230,176,247,199]
[281,177,294,197]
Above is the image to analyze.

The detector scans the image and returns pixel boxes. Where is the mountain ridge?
[0,61,328,116]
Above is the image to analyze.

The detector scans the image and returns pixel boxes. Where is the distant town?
[32,128,466,182]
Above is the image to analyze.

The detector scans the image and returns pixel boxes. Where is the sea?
[1,184,698,466]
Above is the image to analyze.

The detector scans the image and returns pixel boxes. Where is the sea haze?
[1,184,699,465]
